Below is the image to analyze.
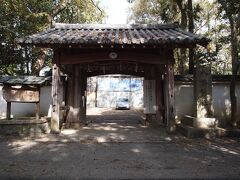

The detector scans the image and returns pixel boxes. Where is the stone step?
[176,124,227,139]
[181,116,218,129]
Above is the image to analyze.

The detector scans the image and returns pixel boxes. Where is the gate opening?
[86,75,145,126]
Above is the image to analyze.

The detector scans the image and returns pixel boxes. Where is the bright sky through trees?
[100,0,130,24]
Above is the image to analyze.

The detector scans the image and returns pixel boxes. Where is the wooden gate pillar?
[66,65,87,125]
[165,49,175,132]
[144,66,156,123]
[79,67,87,124]
[155,65,164,124]
[51,50,63,133]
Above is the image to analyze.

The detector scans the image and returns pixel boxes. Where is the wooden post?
[155,65,164,124]
[144,65,156,124]
[51,50,62,133]
[79,67,87,124]
[35,87,40,120]
[35,102,40,120]
[74,65,81,121]
[65,65,81,123]
[6,102,11,120]
[65,65,87,125]
[165,49,175,132]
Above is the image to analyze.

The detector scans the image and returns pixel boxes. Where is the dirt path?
[0,108,240,179]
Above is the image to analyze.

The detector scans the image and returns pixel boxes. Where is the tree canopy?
[130,0,240,75]
[0,0,105,75]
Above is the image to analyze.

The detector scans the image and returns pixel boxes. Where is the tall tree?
[217,0,240,126]
[0,0,105,75]
[187,0,194,74]
[130,0,203,74]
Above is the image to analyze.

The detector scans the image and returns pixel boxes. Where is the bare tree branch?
[89,0,103,16]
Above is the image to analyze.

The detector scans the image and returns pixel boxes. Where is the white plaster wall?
[174,83,194,120]
[97,91,131,108]
[0,86,52,119]
[174,82,240,126]
[0,82,239,125]
[212,83,240,126]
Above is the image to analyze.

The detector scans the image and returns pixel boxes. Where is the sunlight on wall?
[87,76,143,108]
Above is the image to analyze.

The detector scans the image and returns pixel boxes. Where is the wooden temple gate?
[17,23,209,132]
[52,48,174,131]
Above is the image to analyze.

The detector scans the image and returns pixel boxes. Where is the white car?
[116,98,130,110]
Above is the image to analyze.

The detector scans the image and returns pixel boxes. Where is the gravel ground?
[0,108,239,179]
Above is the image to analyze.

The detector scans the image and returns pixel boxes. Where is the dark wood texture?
[35,102,40,120]
[51,50,63,133]
[60,51,166,65]
[65,65,87,124]
[155,65,165,124]
[6,102,11,120]
[3,85,41,120]
[144,65,156,124]
[2,86,40,103]
[165,49,175,131]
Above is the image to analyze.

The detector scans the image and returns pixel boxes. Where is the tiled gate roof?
[17,23,210,48]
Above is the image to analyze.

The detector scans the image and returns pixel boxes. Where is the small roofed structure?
[0,76,51,120]
[16,23,210,133]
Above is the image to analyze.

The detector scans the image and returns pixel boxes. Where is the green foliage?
[130,0,239,75]
[130,0,179,23]
[0,0,53,75]
[55,0,105,23]
[0,0,105,75]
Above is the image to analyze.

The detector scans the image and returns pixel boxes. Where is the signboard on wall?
[2,86,40,103]
[143,80,156,114]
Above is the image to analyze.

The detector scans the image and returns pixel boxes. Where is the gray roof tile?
[16,23,210,47]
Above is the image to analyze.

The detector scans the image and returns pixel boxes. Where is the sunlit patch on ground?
[0,108,239,179]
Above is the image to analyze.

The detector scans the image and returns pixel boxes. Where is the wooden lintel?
[60,51,166,65]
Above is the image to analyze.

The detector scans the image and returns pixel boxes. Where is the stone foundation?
[0,118,50,136]
[182,116,218,129]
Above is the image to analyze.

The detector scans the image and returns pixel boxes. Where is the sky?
[99,0,131,24]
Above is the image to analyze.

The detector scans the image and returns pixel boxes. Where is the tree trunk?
[187,0,195,74]
[229,16,239,126]
[175,0,188,74]
[230,62,239,127]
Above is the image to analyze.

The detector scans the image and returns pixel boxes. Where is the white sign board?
[143,80,156,114]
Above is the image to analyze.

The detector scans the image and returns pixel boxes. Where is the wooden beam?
[165,49,175,132]
[79,67,87,124]
[65,65,87,124]
[51,50,62,133]
[66,65,80,123]
[6,102,11,120]
[87,70,144,77]
[35,102,40,120]
[36,87,40,120]
[60,51,166,65]
[155,65,165,124]
[144,65,156,124]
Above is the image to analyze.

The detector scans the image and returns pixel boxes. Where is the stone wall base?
[0,118,50,136]
[177,124,240,139]
[182,116,218,129]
